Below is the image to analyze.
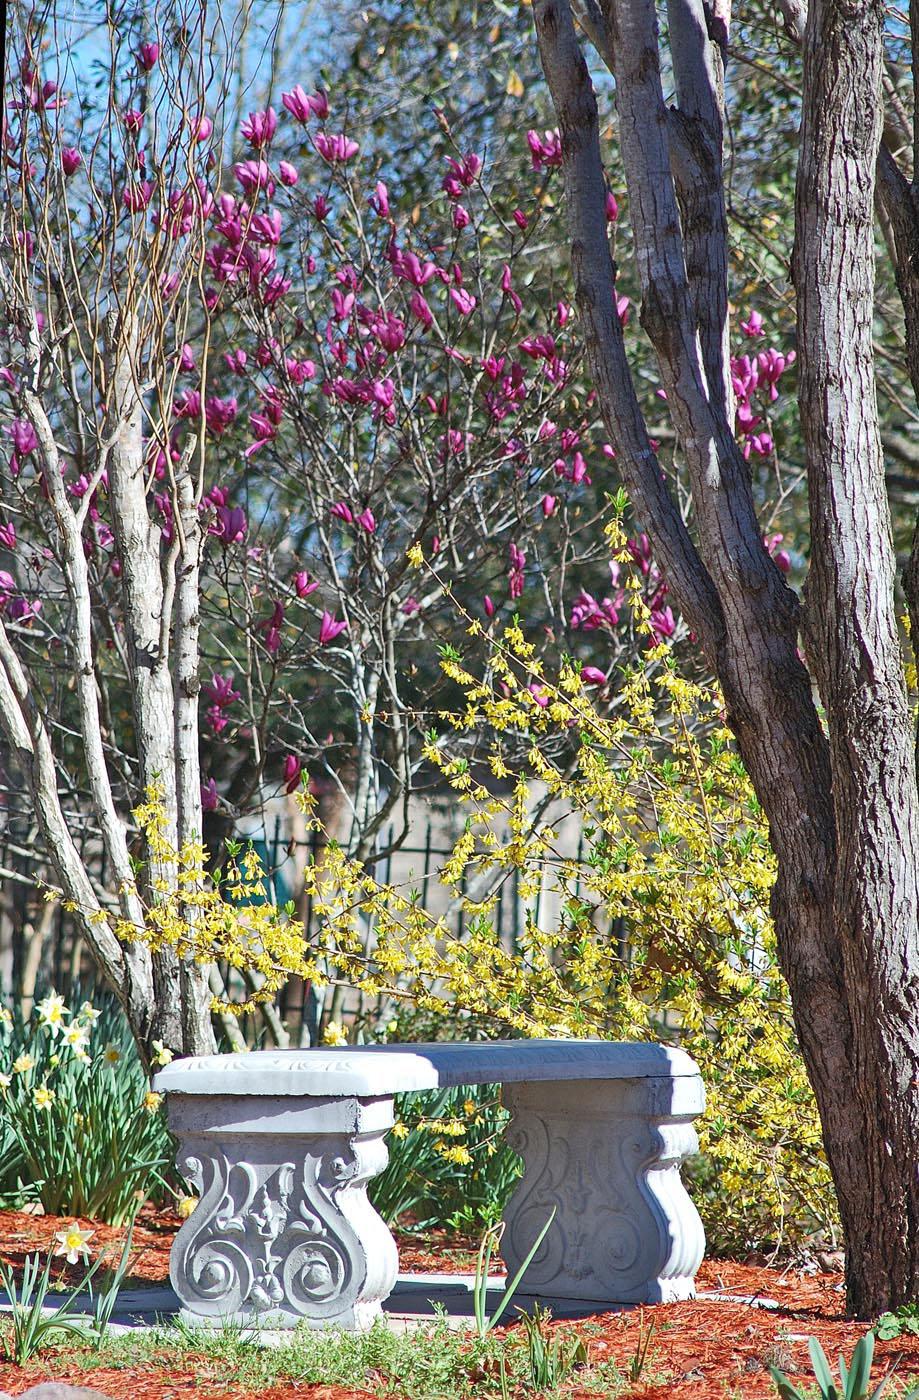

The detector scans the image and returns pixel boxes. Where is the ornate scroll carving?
[167,1098,398,1329]
[500,1078,705,1305]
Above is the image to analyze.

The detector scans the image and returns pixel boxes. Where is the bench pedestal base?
[500,1078,705,1304]
[167,1094,397,1330]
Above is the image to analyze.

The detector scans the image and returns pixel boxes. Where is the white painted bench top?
[154,1038,699,1098]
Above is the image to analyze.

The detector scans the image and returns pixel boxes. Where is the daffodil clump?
[0,994,173,1224]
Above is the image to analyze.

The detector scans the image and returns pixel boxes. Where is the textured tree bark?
[795,0,919,1314]
[105,315,215,1057]
[533,0,919,1315]
[174,453,217,1056]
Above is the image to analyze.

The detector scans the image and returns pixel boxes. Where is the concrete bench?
[154,1040,705,1331]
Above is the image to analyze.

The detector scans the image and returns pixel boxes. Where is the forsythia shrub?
[78,521,835,1252]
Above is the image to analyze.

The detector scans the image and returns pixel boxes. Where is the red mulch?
[2,1208,919,1399]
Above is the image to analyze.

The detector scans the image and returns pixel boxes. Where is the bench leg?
[165,1093,398,1330]
[499,1076,705,1306]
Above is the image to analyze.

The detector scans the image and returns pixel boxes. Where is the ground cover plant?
[4,1248,919,1400]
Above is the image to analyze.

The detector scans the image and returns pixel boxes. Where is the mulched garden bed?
[3,1207,919,1399]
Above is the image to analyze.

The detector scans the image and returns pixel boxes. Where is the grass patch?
[21,1312,634,1397]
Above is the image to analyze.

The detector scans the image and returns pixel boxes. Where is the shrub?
[370,1082,521,1230]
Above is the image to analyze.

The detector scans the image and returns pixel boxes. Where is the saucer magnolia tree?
[531,0,919,1315]
[0,1,655,1059]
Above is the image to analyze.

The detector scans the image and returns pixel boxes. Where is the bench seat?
[155,1040,705,1331]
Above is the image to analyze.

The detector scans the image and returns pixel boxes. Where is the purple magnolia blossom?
[313,131,359,163]
[649,606,676,643]
[390,247,438,288]
[571,589,621,631]
[580,666,607,687]
[282,86,312,122]
[210,503,247,545]
[450,287,476,316]
[442,152,482,198]
[526,128,562,170]
[123,181,153,212]
[205,673,241,708]
[283,753,303,794]
[8,420,38,456]
[234,160,274,196]
[294,570,319,597]
[0,522,17,550]
[205,396,238,436]
[201,778,218,812]
[137,42,159,71]
[61,147,82,176]
[5,596,41,624]
[241,107,278,148]
[764,532,792,574]
[318,611,348,645]
[225,349,248,374]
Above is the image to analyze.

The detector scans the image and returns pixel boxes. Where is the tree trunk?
[533,0,919,1315]
[795,0,919,1315]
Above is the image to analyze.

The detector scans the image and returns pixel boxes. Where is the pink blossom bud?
[580,666,607,686]
[294,570,319,597]
[309,89,329,119]
[605,190,619,222]
[318,611,348,645]
[484,595,496,618]
[278,160,299,186]
[450,286,476,316]
[61,147,82,176]
[541,494,557,518]
[282,86,312,123]
[357,508,377,535]
[283,753,303,793]
[137,42,160,71]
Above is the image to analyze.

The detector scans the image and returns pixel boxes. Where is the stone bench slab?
[154,1040,701,1097]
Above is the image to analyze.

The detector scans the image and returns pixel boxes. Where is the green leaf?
[768,1364,807,1400]
[845,1331,874,1400]
[808,1337,838,1398]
